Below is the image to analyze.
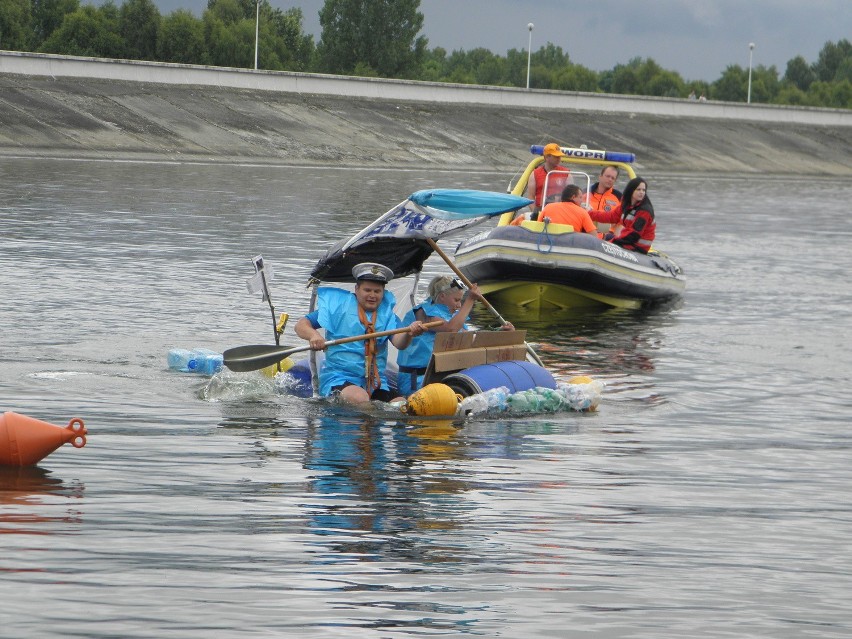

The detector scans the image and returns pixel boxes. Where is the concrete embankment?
[1,51,851,175]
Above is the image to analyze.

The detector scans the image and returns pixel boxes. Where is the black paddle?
[224,320,443,373]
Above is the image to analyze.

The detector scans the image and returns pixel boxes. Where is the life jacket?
[314,287,401,397]
[539,201,598,233]
[586,184,622,212]
[614,204,656,253]
[532,165,571,210]
[587,184,623,234]
[396,300,466,396]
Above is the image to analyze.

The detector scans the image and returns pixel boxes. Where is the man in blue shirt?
[294,262,425,405]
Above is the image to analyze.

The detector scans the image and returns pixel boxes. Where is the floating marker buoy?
[0,412,87,467]
[404,384,462,417]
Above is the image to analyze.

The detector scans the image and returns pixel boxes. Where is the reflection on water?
[302,416,472,565]
[469,301,682,402]
[0,466,85,538]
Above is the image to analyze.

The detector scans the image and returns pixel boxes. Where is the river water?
[1,157,851,638]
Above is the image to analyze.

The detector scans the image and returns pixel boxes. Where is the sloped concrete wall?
[1,51,850,174]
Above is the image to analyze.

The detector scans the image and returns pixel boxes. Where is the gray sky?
[150,0,852,81]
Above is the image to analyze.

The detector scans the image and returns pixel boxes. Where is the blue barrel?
[279,358,313,397]
[442,361,556,397]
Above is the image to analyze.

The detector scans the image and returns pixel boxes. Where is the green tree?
[807,79,852,108]
[420,47,447,81]
[119,0,160,60]
[203,0,255,68]
[504,48,529,87]
[835,57,852,84]
[774,84,810,106]
[610,57,682,97]
[552,64,599,92]
[444,47,506,86]
[0,0,31,50]
[158,9,207,64]
[597,69,614,93]
[265,7,314,70]
[31,0,79,47]
[646,68,684,97]
[527,64,554,89]
[610,57,643,94]
[784,55,815,91]
[531,42,570,69]
[712,64,747,101]
[39,3,123,58]
[317,0,426,78]
[748,65,780,103]
[813,39,852,82]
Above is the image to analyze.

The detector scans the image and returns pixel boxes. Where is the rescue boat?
[453,145,686,312]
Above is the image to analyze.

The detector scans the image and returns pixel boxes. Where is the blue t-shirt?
[305,287,403,396]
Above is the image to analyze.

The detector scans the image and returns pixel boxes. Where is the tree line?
[2,0,850,109]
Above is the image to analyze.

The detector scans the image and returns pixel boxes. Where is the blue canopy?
[310,189,532,282]
[408,189,533,219]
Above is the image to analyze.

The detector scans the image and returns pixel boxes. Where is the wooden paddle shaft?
[426,237,544,367]
[426,238,509,325]
[319,319,443,347]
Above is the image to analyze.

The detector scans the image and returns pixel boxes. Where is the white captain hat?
[352,262,394,283]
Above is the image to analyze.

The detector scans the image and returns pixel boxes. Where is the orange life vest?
[531,165,571,210]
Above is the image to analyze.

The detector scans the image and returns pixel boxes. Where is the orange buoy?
[0,412,87,467]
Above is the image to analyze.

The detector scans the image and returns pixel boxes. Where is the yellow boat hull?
[478,280,643,311]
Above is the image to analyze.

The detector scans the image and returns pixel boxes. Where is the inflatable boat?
[453,145,686,311]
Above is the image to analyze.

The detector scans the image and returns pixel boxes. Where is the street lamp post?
[526,23,534,89]
[747,42,755,104]
[254,0,260,70]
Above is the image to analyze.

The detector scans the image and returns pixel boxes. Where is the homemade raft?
[399,330,602,416]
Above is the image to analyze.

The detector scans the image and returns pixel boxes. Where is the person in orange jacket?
[524,142,572,218]
[586,165,622,213]
[515,185,597,233]
[589,177,656,253]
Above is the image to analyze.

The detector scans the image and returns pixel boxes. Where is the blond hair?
[428,275,456,300]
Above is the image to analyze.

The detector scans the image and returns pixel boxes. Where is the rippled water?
[2,158,851,638]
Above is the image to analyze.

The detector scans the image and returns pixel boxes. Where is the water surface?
[1,158,850,638]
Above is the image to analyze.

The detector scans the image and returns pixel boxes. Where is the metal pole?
[526,23,534,89]
[747,42,755,104]
[254,0,260,70]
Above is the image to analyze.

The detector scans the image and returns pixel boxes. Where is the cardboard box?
[433,331,476,352]
[431,347,486,373]
[422,330,529,385]
[485,344,528,363]
[471,330,527,348]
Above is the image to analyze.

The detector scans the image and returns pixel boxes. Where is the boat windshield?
[542,170,592,209]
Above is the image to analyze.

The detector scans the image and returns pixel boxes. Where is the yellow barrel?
[261,356,295,378]
[404,383,462,417]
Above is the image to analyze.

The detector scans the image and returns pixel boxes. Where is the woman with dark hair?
[589,176,656,253]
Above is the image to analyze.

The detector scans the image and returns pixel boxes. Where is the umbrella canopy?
[310,189,532,283]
